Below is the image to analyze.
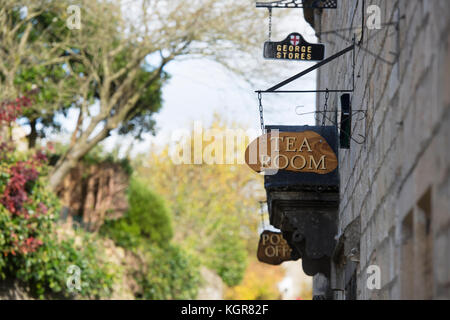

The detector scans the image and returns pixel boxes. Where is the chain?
[322,89,330,126]
[268,8,272,42]
[258,92,265,133]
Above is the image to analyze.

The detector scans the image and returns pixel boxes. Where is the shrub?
[100,178,173,248]
[205,227,247,287]
[0,147,115,299]
[137,244,200,300]
[4,231,116,299]
[100,178,200,300]
[0,95,116,299]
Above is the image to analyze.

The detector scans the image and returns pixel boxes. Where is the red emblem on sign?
[290,35,300,46]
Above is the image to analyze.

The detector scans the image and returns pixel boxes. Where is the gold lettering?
[291,155,307,170]
[307,46,312,53]
[260,155,271,168]
[286,137,296,152]
[270,136,284,152]
[309,155,326,170]
[307,54,311,60]
[299,138,313,152]
[262,234,270,245]
[265,246,276,257]
[294,53,300,59]
[274,154,289,170]
[270,234,281,245]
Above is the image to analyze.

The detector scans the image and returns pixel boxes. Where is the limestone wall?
[315,0,450,299]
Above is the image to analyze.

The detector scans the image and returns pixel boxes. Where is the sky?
[46,5,320,158]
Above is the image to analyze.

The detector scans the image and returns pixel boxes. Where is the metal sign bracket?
[256,37,356,94]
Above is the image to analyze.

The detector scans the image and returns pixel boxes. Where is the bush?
[0,147,115,299]
[100,178,173,248]
[205,227,247,287]
[100,178,200,300]
[137,244,200,300]
[4,232,116,299]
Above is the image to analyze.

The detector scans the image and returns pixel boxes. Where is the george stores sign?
[264,32,325,62]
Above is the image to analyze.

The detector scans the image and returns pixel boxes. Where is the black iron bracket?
[256,38,355,94]
[294,109,367,145]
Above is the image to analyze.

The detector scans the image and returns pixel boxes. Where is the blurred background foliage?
[100,178,173,248]
[225,260,284,300]
[136,118,265,287]
[0,0,309,300]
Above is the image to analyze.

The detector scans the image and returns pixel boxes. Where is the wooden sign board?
[263,33,325,62]
[257,230,295,265]
[245,131,338,175]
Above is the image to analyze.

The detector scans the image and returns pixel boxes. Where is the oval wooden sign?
[257,231,294,265]
[245,131,338,175]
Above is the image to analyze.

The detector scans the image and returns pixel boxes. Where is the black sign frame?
[263,32,325,62]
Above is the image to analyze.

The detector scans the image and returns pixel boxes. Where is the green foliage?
[100,217,141,249]
[3,231,116,299]
[100,177,200,299]
[205,226,248,287]
[100,178,173,248]
[137,244,200,300]
[9,4,82,142]
[0,150,116,299]
[138,119,264,288]
[7,2,165,145]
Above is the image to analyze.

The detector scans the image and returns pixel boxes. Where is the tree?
[1,0,264,190]
[0,1,79,148]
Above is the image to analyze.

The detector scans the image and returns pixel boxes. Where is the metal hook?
[339,122,367,146]
[352,110,367,121]
[295,105,305,115]
[351,134,366,145]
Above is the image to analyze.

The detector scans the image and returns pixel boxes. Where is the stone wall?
[314,0,450,299]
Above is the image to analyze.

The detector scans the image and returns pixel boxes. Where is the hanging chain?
[258,92,265,133]
[268,8,272,42]
[322,89,330,126]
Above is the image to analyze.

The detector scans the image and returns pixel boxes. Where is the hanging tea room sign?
[245,130,338,174]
